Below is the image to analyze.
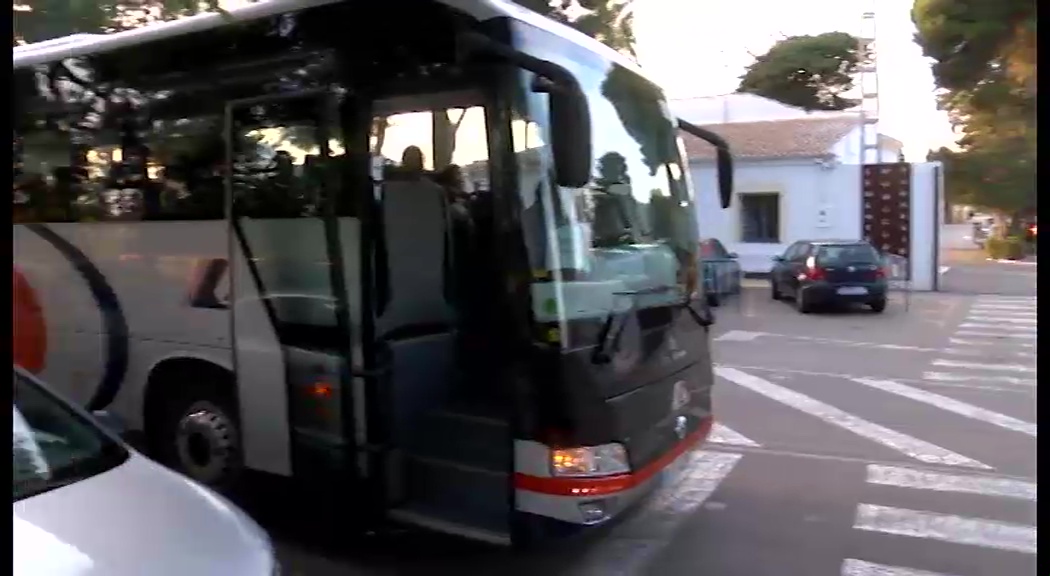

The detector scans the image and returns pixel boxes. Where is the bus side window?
[14,60,229,224]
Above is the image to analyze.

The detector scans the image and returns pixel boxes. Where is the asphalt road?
[940,259,1037,297]
[250,279,1036,576]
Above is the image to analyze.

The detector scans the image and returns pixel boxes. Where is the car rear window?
[816,244,880,265]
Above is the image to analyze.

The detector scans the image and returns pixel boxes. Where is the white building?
[677,94,905,275]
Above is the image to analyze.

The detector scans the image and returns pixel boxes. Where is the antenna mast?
[858,2,880,164]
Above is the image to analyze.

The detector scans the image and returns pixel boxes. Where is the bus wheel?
[157,388,242,490]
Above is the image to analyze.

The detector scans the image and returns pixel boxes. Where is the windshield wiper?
[615,285,714,327]
[593,285,713,364]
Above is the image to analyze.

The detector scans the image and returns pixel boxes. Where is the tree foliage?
[913,0,1036,217]
[737,32,862,111]
[15,0,637,55]
[515,0,636,57]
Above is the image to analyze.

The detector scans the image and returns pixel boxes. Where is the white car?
[12,366,279,576]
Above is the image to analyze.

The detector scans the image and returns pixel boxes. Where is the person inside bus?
[400,145,425,175]
[376,144,458,337]
[432,163,476,316]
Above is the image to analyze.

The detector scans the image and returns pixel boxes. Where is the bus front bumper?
[512,416,714,541]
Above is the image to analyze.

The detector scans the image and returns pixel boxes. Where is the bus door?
[224,91,367,491]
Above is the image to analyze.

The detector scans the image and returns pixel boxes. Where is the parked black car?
[770,240,888,314]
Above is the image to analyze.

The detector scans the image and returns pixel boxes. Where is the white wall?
[909,161,943,291]
[691,158,945,290]
[832,128,903,164]
[691,158,862,274]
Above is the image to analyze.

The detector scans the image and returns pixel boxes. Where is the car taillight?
[874,267,886,279]
[800,256,825,281]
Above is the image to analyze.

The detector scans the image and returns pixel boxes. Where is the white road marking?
[715,367,990,469]
[948,337,1035,348]
[922,372,1036,387]
[966,315,1036,324]
[705,442,1035,482]
[713,331,935,352]
[714,330,764,342]
[854,504,1037,554]
[716,362,1035,394]
[931,359,1035,374]
[866,464,1037,501]
[965,306,1033,314]
[841,559,963,576]
[575,450,741,576]
[970,307,1037,316]
[959,323,1036,333]
[708,423,760,447]
[973,300,1036,307]
[851,378,1036,437]
[941,348,1035,359]
[938,266,950,275]
[955,330,1035,339]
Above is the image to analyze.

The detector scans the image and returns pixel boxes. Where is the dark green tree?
[737,32,863,111]
[913,0,1036,222]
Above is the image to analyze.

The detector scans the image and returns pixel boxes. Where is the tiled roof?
[681,117,859,161]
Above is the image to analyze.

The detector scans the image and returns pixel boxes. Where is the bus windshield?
[512,22,698,328]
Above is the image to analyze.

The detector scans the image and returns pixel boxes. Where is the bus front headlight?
[550,443,630,477]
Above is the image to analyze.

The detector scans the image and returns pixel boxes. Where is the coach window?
[18,57,235,223]
[13,68,84,224]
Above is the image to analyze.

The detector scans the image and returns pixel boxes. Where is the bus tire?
[151,376,243,490]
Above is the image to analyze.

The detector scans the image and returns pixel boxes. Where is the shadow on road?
[229,473,587,575]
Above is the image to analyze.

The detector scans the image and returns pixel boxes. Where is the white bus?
[13,0,734,545]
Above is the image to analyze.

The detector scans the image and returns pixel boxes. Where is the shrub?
[986,236,1025,260]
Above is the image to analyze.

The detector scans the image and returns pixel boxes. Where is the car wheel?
[771,280,782,300]
[155,384,243,490]
[870,298,887,313]
[796,290,812,314]
[707,292,721,307]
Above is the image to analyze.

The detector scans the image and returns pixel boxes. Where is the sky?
[632,0,958,158]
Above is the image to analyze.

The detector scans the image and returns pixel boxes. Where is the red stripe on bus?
[13,267,47,374]
[513,416,714,497]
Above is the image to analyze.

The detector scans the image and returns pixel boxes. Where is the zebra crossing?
[840,464,1037,575]
[687,296,1037,576]
[693,365,1037,576]
[923,296,1037,388]
[578,293,1037,576]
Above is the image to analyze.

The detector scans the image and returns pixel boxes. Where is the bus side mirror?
[714,147,733,210]
[532,75,592,187]
[678,119,734,209]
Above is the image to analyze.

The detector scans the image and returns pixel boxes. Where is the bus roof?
[12,0,661,90]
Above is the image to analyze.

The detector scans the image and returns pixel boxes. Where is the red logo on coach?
[13,267,47,373]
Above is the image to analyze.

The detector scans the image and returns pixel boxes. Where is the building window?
[740,192,780,243]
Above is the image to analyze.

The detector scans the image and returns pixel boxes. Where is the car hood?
[13,452,274,576]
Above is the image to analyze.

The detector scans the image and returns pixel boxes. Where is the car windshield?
[816,244,881,265]
[13,370,128,502]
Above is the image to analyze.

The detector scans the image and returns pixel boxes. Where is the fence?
[883,252,911,311]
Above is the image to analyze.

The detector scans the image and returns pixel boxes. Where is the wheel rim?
[173,401,239,485]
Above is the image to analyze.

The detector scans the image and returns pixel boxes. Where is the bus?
[13,0,734,545]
